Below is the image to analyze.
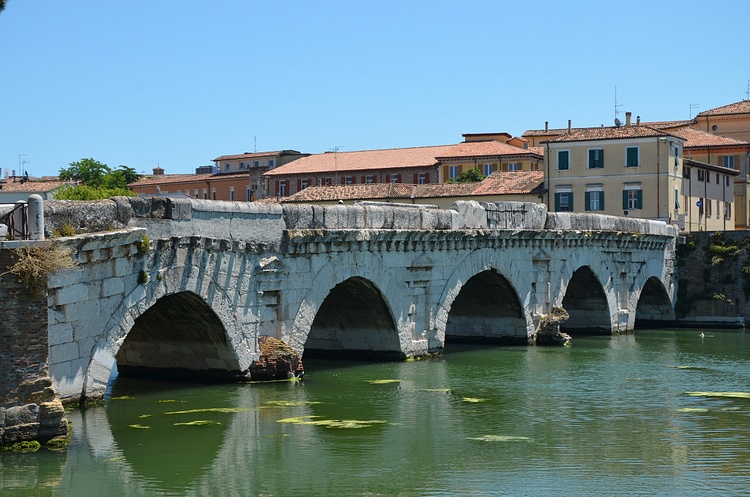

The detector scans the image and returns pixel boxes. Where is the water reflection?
[4,329,750,496]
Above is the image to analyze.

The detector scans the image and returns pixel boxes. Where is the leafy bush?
[55,184,136,200]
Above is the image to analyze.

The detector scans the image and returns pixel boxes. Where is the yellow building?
[543,121,737,232]
[436,140,543,182]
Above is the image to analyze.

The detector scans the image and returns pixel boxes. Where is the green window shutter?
[585,191,591,211]
[555,192,561,211]
[589,149,595,168]
[568,192,574,211]
[600,191,605,211]
[598,149,604,168]
[558,151,569,170]
[627,147,638,166]
[637,190,643,209]
[622,190,628,210]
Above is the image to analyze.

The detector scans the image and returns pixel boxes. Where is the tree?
[449,168,485,184]
[117,165,141,185]
[0,1,7,13]
[59,158,111,188]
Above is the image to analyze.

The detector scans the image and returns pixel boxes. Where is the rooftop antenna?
[614,86,623,126]
[746,80,750,100]
[254,136,257,153]
[330,146,343,183]
[690,103,700,119]
[18,154,28,177]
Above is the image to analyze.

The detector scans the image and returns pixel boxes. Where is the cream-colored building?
[543,119,736,232]
[212,150,307,198]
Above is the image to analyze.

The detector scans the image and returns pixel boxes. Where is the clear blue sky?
[1,1,748,178]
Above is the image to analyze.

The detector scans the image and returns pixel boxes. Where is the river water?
[2,329,750,496]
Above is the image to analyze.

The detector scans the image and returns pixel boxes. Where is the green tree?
[59,158,111,187]
[449,168,485,184]
[117,165,141,185]
[0,1,7,13]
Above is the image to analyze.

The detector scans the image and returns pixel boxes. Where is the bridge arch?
[304,276,401,359]
[436,248,534,347]
[634,276,675,328]
[560,265,612,334]
[83,261,254,400]
[288,252,411,359]
[445,269,527,345]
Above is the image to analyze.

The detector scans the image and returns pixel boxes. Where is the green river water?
[2,329,750,496]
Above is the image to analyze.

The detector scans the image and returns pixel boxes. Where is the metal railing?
[0,202,29,240]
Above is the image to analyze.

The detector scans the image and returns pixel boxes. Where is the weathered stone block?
[54,283,89,306]
[5,404,39,426]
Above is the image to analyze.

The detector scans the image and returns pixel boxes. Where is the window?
[698,170,705,181]
[622,187,642,210]
[449,166,459,179]
[585,189,604,211]
[706,198,712,217]
[211,188,216,200]
[246,187,251,201]
[229,186,235,201]
[301,179,309,190]
[269,160,275,168]
[390,174,399,184]
[626,147,639,167]
[254,161,260,167]
[345,176,353,185]
[278,181,286,196]
[723,156,735,169]
[239,162,246,170]
[588,149,604,168]
[674,187,680,210]
[193,189,198,198]
[508,163,518,171]
[365,175,374,184]
[726,176,730,187]
[726,202,732,220]
[706,171,710,182]
[557,150,570,170]
[483,164,493,176]
[324,177,333,186]
[683,167,691,179]
[554,189,573,212]
[418,173,426,184]
[716,173,720,185]
[202,188,207,199]
[674,146,679,169]
[224,163,231,172]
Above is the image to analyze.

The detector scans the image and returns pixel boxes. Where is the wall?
[675,231,750,327]
[0,244,68,448]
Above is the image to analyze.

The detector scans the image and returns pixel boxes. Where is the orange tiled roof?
[280,171,544,203]
[128,172,248,187]
[667,127,749,148]
[265,142,539,177]
[212,150,303,162]
[471,171,545,195]
[542,125,674,143]
[697,100,750,117]
[0,179,67,193]
[435,141,543,160]
[264,145,455,177]
[640,120,695,130]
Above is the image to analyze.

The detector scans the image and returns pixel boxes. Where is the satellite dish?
[614,117,622,127]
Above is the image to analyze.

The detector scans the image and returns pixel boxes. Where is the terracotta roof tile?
[265,142,539,177]
[640,120,695,129]
[128,172,247,187]
[280,170,544,203]
[697,100,750,117]
[667,127,749,148]
[542,125,674,143]
[471,171,545,195]
[0,179,67,193]
[212,150,303,162]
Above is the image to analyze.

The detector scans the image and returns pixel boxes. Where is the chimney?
[625,112,632,126]
[153,167,165,177]
[545,121,549,132]
[636,115,641,125]
[567,119,572,132]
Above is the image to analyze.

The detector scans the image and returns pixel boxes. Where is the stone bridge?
[26,197,677,404]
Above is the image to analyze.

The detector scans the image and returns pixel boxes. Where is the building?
[0,177,66,203]
[693,100,750,143]
[129,168,254,201]
[262,139,542,199]
[275,170,545,208]
[665,127,749,228]
[542,115,736,232]
[212,150,308,198]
